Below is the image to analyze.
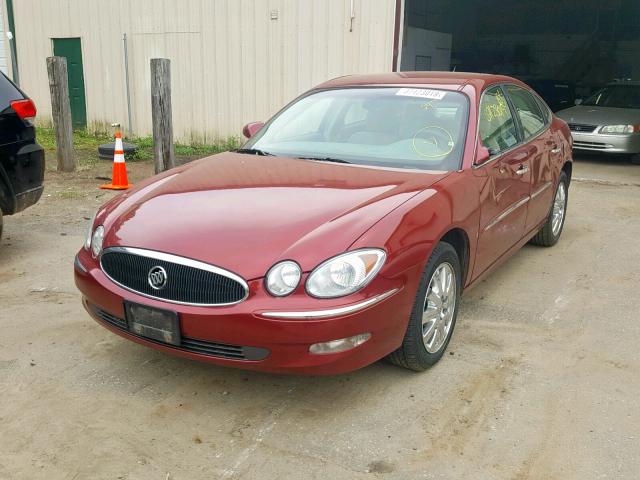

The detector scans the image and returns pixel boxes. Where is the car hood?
[100,152,447,280]
[556,105,640,126]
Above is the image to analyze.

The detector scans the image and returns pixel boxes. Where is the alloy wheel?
[552,182,566,236]
[422,262,456,354]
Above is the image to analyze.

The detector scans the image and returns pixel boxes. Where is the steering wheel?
[412,126,455,158]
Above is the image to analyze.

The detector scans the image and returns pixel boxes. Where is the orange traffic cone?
[100,126,131,190]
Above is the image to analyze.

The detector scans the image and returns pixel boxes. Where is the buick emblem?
[148,266,168,290]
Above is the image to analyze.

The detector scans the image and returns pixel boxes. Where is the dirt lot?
[1,153,639,479]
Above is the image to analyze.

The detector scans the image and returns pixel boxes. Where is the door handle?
[515,164,529,176]
[551,144,561,154]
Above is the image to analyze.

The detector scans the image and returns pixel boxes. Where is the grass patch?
[36,127,241,163]
[36,127,112,151]
[58,189,86,199]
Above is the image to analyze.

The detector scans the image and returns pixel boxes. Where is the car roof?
[315,71,527,96]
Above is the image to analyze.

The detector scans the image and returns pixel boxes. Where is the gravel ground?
[0,154,639,479]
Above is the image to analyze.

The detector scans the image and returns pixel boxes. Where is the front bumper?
[74,249,413,375]
[570,131,640,154]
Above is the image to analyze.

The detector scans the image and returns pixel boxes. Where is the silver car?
[557,82,640,162]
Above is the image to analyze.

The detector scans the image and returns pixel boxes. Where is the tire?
[631,154,640,166]
[530,171,568,247]
[0,209,3,244]
[387,242,461,371]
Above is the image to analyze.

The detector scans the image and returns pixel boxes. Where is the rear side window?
[505,85,546,139]
[0,72,24,110]
[534,95,551,123]
[479,86,519,154]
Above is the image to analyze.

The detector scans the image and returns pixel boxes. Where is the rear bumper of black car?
[0,141,45,215]
[15,185,44,213]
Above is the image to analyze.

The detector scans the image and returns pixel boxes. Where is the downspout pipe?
[5,0,19,84]
[392,0,404,72]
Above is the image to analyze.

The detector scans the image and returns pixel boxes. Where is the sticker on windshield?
[396,88,447,100]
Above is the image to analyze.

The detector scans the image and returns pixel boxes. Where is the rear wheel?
[631,154,640,165]
[0,209,3,243]
[387,242,461,371]
[530,171,568,247]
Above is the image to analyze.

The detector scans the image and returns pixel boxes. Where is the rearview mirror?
[475,145,492,165]
[574,98,583,106]
[242,121,264,139]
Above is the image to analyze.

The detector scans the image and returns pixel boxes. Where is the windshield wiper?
[296,156,352,164]
[235,148,275,156]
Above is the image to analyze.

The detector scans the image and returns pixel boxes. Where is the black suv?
[0,71,45,240]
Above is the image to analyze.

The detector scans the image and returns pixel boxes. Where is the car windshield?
[244,87,469,171]
[582,85,640,109]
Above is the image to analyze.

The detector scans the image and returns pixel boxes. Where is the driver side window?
[479,87,519,154]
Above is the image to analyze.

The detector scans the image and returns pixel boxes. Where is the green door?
[52,38,87,129]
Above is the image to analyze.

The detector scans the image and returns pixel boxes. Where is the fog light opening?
[309,333,371,355]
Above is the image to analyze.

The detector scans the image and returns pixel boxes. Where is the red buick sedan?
[75,72,572,375]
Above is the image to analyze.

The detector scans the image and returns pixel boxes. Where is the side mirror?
[475,144,492,165]
[574,98,583,106]
[242,121,264,139]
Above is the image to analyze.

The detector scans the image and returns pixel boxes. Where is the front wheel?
[530,171,568,247]
[387,242,461,371]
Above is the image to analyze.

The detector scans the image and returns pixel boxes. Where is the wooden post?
[151,58,175,174]
[46,56,75,172]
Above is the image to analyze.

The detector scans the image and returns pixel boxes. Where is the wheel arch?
[561,160,572,185]
[438,227,471,291]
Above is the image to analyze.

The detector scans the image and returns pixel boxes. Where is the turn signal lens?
[265,261,301,296]
[306,249,386,298]
[84,212,97,251]
[309,333,371,355]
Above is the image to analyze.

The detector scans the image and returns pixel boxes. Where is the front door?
[473,86,531,278]
[52,38,86,129]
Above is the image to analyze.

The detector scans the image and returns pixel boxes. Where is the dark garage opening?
[401,0,640,111]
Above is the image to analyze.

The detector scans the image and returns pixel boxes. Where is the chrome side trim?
[260,288,399,319]
[483,196,530,232]
[100,246,249,307]
[531,181,552,199]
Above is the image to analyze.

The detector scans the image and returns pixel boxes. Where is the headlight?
[306,249,386,298]
[265,261,301,296]
[91,226,105,258]
[600,124,637,134]
[84,212,97,250]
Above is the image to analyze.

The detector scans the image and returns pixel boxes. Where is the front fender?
[350,169,481,289]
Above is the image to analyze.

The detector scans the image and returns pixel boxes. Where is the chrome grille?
[568,123,597,133]
[573,140,608,149]
[90,304,269,361]
[100,247,248,306]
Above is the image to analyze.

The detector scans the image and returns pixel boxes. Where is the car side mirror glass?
[475,145,492,165]
[574,98,583,106]
[242,121,265,139]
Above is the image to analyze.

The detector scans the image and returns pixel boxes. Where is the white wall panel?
[13,0,396,141]
[0,3,8,75]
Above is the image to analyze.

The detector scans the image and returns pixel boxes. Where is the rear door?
[473,86,531,278]
[504,84,555,234]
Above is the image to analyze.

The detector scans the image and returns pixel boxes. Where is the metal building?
[6,0,638,141]
[7,0,401,141]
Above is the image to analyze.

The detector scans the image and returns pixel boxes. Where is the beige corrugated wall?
[13,0,397,142]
